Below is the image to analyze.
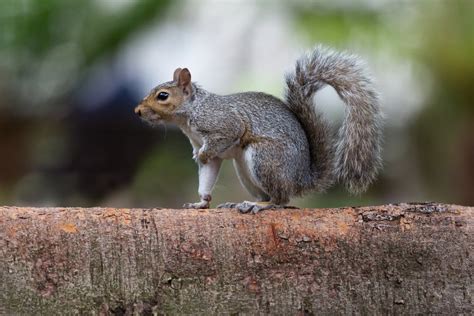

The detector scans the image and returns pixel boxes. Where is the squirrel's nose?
[134,107,142,117]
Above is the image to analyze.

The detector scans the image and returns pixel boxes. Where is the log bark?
[0,203,472,315]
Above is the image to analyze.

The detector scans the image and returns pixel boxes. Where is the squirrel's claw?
[216,202,237,209]
[217,201,281,214]
[183,200,210,209]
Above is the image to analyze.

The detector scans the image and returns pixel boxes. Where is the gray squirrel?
[135,46,382,213]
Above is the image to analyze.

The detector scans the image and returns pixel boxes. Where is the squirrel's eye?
[157,92,169,101]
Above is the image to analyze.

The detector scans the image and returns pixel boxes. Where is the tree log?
[0,203,472,315]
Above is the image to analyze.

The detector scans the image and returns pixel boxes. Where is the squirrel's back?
[204,92,308,145]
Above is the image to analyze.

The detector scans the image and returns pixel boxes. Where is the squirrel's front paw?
[183,200,210,209]
[183,194,211,209]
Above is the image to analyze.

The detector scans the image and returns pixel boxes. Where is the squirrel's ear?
[173,68,182,82]
[177,68,192,95]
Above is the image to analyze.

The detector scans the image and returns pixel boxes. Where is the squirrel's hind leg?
[232,155,270,202]
[216,147,294,214]
[239,145,292,206]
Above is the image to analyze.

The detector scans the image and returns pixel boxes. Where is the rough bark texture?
[0,202,472,315]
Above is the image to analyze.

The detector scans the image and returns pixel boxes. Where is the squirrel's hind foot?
[217,201,287,214]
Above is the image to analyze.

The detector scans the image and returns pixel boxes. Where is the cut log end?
[0,202,473,314]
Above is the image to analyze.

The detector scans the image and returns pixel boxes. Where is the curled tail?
[285,45,382,194]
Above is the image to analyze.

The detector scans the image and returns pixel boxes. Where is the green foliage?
[0,0,171,109]
[1,0,170,63]
[408,0,474,203]
[293,4,387,47]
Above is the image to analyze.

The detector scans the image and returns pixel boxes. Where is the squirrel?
[134,45,382,213]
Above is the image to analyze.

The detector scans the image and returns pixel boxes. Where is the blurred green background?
[0,0,472,208]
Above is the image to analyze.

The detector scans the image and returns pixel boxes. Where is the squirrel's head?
[134,68,193,124]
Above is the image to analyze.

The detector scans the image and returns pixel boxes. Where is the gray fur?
[145,45,382,205]
[285,45,383,194]
[173,90,313,205]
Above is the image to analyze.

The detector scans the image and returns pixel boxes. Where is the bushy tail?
[285,45,382,194]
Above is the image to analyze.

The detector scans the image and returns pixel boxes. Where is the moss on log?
[0,203,473,314]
